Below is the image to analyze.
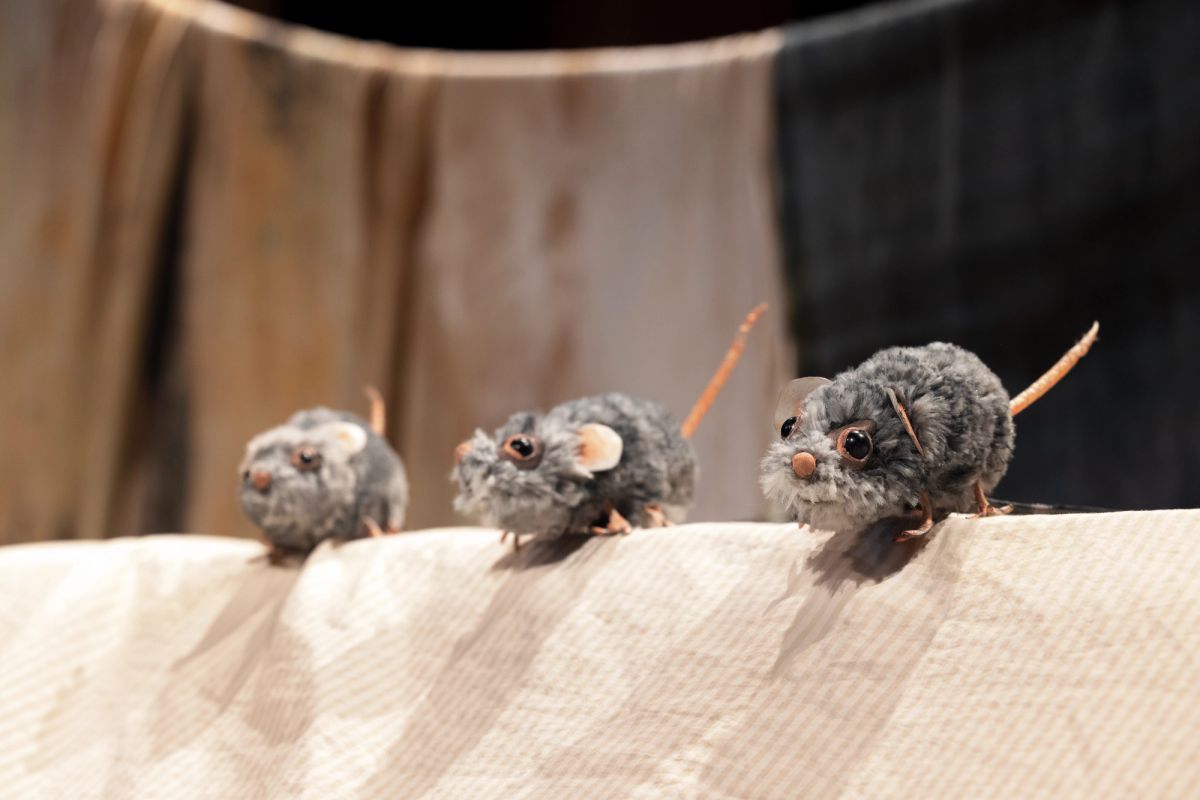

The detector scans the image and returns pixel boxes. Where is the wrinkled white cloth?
[2,511,1198,798]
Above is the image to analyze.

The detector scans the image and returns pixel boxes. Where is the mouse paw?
[362,517,385,538]
[896,492,934,542]
[967,504,1013,519]
[894,524,932,543]
[971,483,1013,518]
[591,505,632,536]
[644,503,672,528]
[500,530,523,551]
[263,544,291,566]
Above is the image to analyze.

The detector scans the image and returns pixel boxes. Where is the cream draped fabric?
[0,0,790,544]
[1,512,1198,797]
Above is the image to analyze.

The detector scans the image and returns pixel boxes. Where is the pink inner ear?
[577,423,623,472]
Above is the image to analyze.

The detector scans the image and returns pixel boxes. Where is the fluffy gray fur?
[238,407,408,554]
[453,392,697,536]
[761,343,1015,531]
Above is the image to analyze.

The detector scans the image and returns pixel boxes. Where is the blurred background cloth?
[775,0,1200,510]
[0,0,790,543]
[0,0,1196,545]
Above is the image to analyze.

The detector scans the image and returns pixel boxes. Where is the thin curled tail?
[680,303,768,439]
[364,385,387,436]
[1009,321,1099,417]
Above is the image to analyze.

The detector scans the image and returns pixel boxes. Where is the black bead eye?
[501,434,543,467]
[291,447,322,471]
[780,416,798,439]
[840,429,873,462]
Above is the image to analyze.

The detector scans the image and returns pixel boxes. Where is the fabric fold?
[1,514,1197,797]
[0,0,789,541]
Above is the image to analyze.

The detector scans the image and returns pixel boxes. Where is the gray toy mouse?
[453,304,767,549]
[238,387,408,561]
[761,323,1099,541]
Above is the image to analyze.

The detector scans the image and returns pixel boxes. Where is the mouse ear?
[575,423,623,475]
[325,422,369,456]
[774,377,832,430]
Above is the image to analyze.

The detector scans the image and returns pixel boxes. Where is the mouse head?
[451,410,623,535]
[238,409,370,543]
[760,374,930,531]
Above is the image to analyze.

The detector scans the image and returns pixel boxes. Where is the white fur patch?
[760,467,800,511]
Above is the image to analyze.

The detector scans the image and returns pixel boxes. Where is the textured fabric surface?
[774,0,1200,510]
[0,0,789,546]
[2,511,1197,798]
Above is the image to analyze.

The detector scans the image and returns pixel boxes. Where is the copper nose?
[791,452,817,479]
[251,470,272,492]
[454,440,472,465]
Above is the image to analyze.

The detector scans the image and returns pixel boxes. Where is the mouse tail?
[364,385,387,436]
[680,303,768,439]
[1008,321,1099,417]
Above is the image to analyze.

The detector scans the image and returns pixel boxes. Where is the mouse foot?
[590,505,632,536]
[970,483,1014,518]
[967,505,1013,519]
[500,530,523,551]
[263,545,290,566]
[362,517,385,538]
[644,503,672,528]
[896,492,934,542]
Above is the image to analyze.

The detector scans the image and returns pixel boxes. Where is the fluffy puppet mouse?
[452,305,767,549]
[238,387,408,561]
[761,323,1099,540]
